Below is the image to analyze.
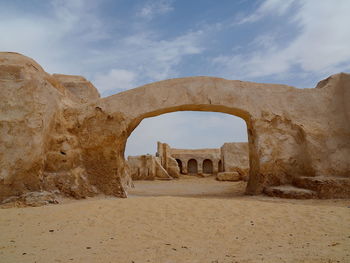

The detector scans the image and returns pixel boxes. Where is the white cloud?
[236,0,296,24]
[0,0,204,92]
[137,0,174,20]
[87,30,204,90]
[51,0,108,42]
[0,0,108,75]
[216,0,350,81]
[93,69,137,95]
[134,30,203,80]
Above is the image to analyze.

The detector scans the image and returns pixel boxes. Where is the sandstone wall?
[163,142,249,178]
[0,52,77,200]
[1,52,349,201]
[52,74,100,103]
[170,148,221,174]
[98,73,350,196]
[0,52,124,202]
[221,143,249,174]
[127,155,171,180]
[216,142,249,182]
[156,142,180,178]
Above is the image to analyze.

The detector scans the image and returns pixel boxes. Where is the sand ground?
[0,176,349,263]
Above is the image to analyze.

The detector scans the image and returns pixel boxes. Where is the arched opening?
[111,77,258,196]
[80,77,281,197]
[124,110,250,196]
[176,159,183,174]
[218,160,223,172]
[203,159,213,174]
[188,159,198,174]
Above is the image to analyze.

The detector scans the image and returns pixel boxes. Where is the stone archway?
[82,77,259,196]
[188,159,198,174]
[63,76,319,197]
[203,159,214,174]
[203,159,213,174]
[2,53,349,201]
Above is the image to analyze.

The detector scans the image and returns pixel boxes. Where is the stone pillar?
[183,159,188,174]
[163,143,168,170]
[245,117,315,195]
[213,160,219,174]
[197,159,203,174]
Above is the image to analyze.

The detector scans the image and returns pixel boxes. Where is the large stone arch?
[75,76,316,196]
[2,53,349,201]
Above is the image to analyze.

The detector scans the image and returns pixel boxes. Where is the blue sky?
[1,0,349,156]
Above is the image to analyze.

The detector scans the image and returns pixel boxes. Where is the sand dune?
[0,177,349,263]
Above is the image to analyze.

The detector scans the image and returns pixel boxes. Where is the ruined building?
[128,142,249,181]
[1,52,349,201]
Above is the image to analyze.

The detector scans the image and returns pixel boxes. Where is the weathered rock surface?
[0,52,349,202]
[216,172,241,181]
[156,142,180,178]
[293,176,350,199]
[0,52,122,203]
[156,142,248,176]
[0,52,71,201]
[264,185,317,199]
[128,155,172,180]
[52,74,100,103]
[220,143,249,177]
[1,191,59,207]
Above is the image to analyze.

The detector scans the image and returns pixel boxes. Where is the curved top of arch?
[98,76,297,132]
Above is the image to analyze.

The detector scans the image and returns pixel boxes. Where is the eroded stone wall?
[155,142,249,181]
[170,147,221,175]
[220,143,249,179]
[52,74,100,104]
[128,155,171,180]
[1,52,349,201]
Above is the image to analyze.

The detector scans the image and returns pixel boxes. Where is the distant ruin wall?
[128,155,171,180]
[221,143,249,175]
[156,142,180,178]
[156,142,248,176]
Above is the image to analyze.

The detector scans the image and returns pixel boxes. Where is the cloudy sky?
[1,0,349,156]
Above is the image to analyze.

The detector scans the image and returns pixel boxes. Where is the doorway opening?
[125,111,249,198]
[203,159,213,174]
[188,159,198,174]
[176,159,183,174]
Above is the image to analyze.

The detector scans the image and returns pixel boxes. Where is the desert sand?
[0,177,349,263]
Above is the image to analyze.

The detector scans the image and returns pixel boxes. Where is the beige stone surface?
[156,142,180,178]
[131,142,249,181]
[293,176,350,199]
[127,155,171,180]
[0,52,77,201]
[52,74,100,103]
[157,142,248,176]
[264,185,317,199]
[1,52,349,201]
[170,147,221,174]
[221,142,249,174]
[1,191,59,207]
[0,52,121,202]
[217,171,241,181]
